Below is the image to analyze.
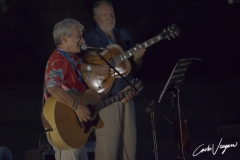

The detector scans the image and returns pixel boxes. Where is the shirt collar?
[94,24,117,36]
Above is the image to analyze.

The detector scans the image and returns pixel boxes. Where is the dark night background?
[1,0,240,160]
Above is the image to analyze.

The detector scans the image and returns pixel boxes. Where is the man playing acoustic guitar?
[42,18,135,160]
[78,1,146,160]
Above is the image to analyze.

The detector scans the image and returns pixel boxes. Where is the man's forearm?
[47,86,75,108]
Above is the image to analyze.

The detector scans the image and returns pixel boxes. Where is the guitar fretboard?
[115,34,163,63]
[94,91,127,112]
[94,81,142,112]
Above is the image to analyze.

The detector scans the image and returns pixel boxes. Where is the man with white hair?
[43,18,135,160]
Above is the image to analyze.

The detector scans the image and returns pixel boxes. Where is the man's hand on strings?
[133,44,146,62]
[75,103,91,122]
[120,86,136,103]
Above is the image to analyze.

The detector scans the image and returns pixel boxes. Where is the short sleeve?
[45,59,65,89]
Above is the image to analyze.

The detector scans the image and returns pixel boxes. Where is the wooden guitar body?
[42,79,143,149]
[82,44,131,94]
[43,89,103,150]
[82,24,180,94]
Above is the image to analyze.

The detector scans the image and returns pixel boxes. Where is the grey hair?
[53,18,84,47]
[93,0,113,16]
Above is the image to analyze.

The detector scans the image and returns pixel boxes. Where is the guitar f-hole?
[99,73,111,89]
[109,58,116,68]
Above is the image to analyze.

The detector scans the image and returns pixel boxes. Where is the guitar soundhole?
[83,104,99,133]
[87,104,96,119]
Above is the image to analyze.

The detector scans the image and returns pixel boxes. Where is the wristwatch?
[87,63,91,72]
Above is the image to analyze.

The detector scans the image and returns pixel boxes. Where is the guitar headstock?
[161,24,181,40]
[130,78,143,93]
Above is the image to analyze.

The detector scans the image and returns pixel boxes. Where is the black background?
[1,0,240,81]
[1,0,240,160]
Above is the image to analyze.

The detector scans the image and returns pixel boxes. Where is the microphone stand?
[93,49,171,119]
[94,49,139,93]
[171,87,185,160]
[94,49,173,160]
[158,58,201,160]
[146,100,158,160]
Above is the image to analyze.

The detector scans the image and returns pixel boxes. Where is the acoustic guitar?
[43,79,143,149]
[82,24,180,94]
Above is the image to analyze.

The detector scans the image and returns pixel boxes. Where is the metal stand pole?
[171,88,185,160]
[146,101,159,160]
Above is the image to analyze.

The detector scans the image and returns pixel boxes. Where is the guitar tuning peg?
[133,78,139,84]
[175,31,180,35]
[148,100,155,107]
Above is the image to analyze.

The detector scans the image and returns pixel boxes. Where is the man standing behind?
[80,1,146,160]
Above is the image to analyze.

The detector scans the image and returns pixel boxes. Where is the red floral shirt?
[44,48,85,100]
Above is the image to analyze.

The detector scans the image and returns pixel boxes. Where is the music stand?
[158,58,201,160]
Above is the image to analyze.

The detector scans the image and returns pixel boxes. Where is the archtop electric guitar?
[82,24,180,94]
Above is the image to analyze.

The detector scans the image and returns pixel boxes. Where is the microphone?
[81,44,107,51]
[228,0,240,4]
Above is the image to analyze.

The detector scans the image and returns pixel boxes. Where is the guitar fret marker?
[110,97,114,103]
[105,100,109,106]
[100,103,104,109]
[123,54,127,59]
[127,51,132,56]
[120,55,124,61]
[115,95,119,101]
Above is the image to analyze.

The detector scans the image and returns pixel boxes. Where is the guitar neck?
[94,80,143,111]
[115,33,163,63]
[94,90,129,112]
